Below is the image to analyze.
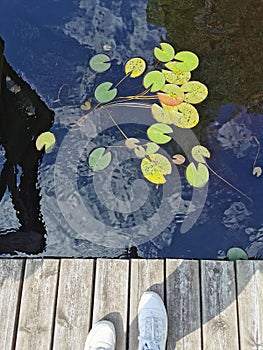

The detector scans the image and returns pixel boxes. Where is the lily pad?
[154,43,175,62]
[192,145,211,163]
[36,131,56,153]
[141,153,172,184]
[89,54,111,73]
[181,81,208,104]
[125,57,146,78]
[125,138,140,149]
[162,67,191,85]
[94,82,118,103]
[151,103,173,124]
[134,145,146,158]
[252,166,262,177]
[186,162,209,187]
[145,142,160,155]
[174,51,199,72]
[88,147,112,171]
[170,102,199,129]
[147,123,173,144]
[227,247,248,261]
[80,100,91,111]
[143,71,165,92]
[172,154,186,165]
[160,84,184,105]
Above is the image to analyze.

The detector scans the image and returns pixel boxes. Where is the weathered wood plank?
[201,261,239,350]
[236,260,263,350]
[166,259,201,350]
[129,259,164,350]
[15,259,59,350]
[92,259,129,350]
[53,259,95,350]
[0,259,24,350]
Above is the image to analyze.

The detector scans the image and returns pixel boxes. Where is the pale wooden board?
[52,259,95,350]
[236,260,263,350]
[129,259,164,350]
[92,259,129,350]
[201,261,239,350]
[166,259,201,350]
[0,259,24,350]
[15,259,59,350]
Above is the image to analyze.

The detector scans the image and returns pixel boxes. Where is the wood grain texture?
[166,259,201,350]
[92,259,129,350]
[236,260,263,350]
[53,259,94,350]
[129,259,164,350]
[15,259,59,350]
[201,261,239,350]
[0,259,23,350]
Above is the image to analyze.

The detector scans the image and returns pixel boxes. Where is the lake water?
[0,0,262,258]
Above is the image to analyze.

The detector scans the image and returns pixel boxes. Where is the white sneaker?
[138,291,168,350]
[84,320,116,350]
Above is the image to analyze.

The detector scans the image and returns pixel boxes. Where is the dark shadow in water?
[0,38,54,254]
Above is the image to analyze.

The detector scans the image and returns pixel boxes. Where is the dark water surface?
[0,0,262,258]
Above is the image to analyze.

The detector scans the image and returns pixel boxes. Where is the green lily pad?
[134,145,146,158]
[125,138,140,149]
[125,57,146,78]
[191,145,210,163]
[227,247,248,261]
[170,102,199,129]
[88,147,112,171]
[186,162,209,187]
[162,67,191,85]
[145,142,160,155]
[94,82,118,103]
[174,51,199,72]
[141,153,172,184]
[143,71,165,92]
[181,81,208,104]
[151,103,174,124]
[89,54,111,73]
[154,43,175,62]
[147,123,173,144]
[36,131,56,153]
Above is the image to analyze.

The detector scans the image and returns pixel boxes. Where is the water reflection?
[0,0,262,257]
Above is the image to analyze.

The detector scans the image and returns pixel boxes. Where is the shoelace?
[141,340,160,350]
[138,316,164,350]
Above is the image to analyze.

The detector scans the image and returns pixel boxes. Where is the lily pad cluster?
[87,43,211,188]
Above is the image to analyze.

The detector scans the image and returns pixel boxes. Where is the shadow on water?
[0,0,262,258]
[0,38,54,254]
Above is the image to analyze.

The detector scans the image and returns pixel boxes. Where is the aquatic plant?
[35,42,254,202]
[84,43,212,189]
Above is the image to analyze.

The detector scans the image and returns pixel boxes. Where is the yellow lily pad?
[125,57,146,78]
[141,153,172,184]
[170,102,199,129]
[162,67,191,85]
[181,81,208,104]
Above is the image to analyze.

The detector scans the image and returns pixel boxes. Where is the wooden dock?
[0,259,262,350]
